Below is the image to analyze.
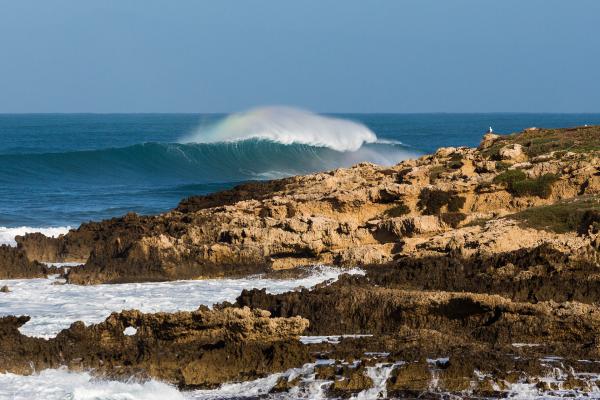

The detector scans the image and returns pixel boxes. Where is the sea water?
[2,109,600,230]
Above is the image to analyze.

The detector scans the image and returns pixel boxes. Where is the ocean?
[1,108,600,240]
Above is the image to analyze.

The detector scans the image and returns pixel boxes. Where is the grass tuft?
[511,196,600,234]
[493,170,557,198]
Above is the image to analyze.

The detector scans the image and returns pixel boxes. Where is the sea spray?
[180,106,378,152]
[0,369,184,400]
[0,111,418,229]
[0,226,71,247]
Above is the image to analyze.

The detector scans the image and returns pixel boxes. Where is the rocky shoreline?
[1,125,600,397]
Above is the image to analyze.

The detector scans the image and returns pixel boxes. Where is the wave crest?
[0,226,72,247]
[181,106,378,152]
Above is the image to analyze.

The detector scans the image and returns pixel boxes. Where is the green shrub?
[493,169,527,186]
[428,165,446,183]
[510,174,558,198]
[511,197,600,234]
[493,169,557,199]
[447,160,463,170]
[581,210,600,234]
[475,181,493,193]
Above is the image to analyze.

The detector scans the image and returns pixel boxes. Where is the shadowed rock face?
[9,125,600,284]
[0,245,50,279]
[236,274,600,345]
[232,269,600,396]
[0,306,310,388]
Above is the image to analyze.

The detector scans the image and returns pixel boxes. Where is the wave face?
[0,140,414,186]
[181,106,378,152]
[0,110,422,228]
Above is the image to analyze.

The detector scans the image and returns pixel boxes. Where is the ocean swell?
[0,110,418,227]
[0,140,416,186]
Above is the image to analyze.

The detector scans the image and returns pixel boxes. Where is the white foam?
[0,266,364,338]
[0,368,184,400]
[42,262,83,268]
[4,360,600,399]
[352,362,401,400]
[181,106,378,152]
[0,226,71,247]
[299,334,373,344]
[123,326,137,336]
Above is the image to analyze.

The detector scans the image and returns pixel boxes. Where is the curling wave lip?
[180,106,378,152]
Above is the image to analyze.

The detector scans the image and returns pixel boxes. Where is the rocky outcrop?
[0,306,309,387]
[272,338,600,397]
[235,272,600,396]
[0,245,49,279]
[10,125,600,284]
[237,275,600,345]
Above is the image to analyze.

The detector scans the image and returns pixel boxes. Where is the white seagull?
[488,126,493,133]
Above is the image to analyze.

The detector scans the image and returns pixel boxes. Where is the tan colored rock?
[479,133,500,149]
[9,126,600,284]
[330,365,374,395]
[379,215,446,239]
[387,361,431,394]
[498,143,527,163]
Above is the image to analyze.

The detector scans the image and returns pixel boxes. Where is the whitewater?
[3,111,599,229]
[181,106,379,152]
[0,226,71,246]
[0,266,366,399]
[0,266,363,338]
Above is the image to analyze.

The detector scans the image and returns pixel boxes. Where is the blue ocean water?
[1,111,600,229]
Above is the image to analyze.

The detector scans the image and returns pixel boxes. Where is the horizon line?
[2,111,600,115]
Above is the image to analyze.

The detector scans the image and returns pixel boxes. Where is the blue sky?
[1,0,599,113]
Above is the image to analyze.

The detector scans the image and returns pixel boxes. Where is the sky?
[0,0,599,113]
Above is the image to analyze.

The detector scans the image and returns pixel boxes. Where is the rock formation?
[0,245,50,279]
[0,306,309,388]
[9,125,600,284]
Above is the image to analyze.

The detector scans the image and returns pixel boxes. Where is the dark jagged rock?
[237,275,600,346]
[0,307,310,388]
[0,245,48,279]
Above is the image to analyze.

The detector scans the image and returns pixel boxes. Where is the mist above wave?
[180,106,378,152]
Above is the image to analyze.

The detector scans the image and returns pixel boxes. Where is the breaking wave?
[0,138,415,187]
[181,106,378,152]
[0,226,71,247]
